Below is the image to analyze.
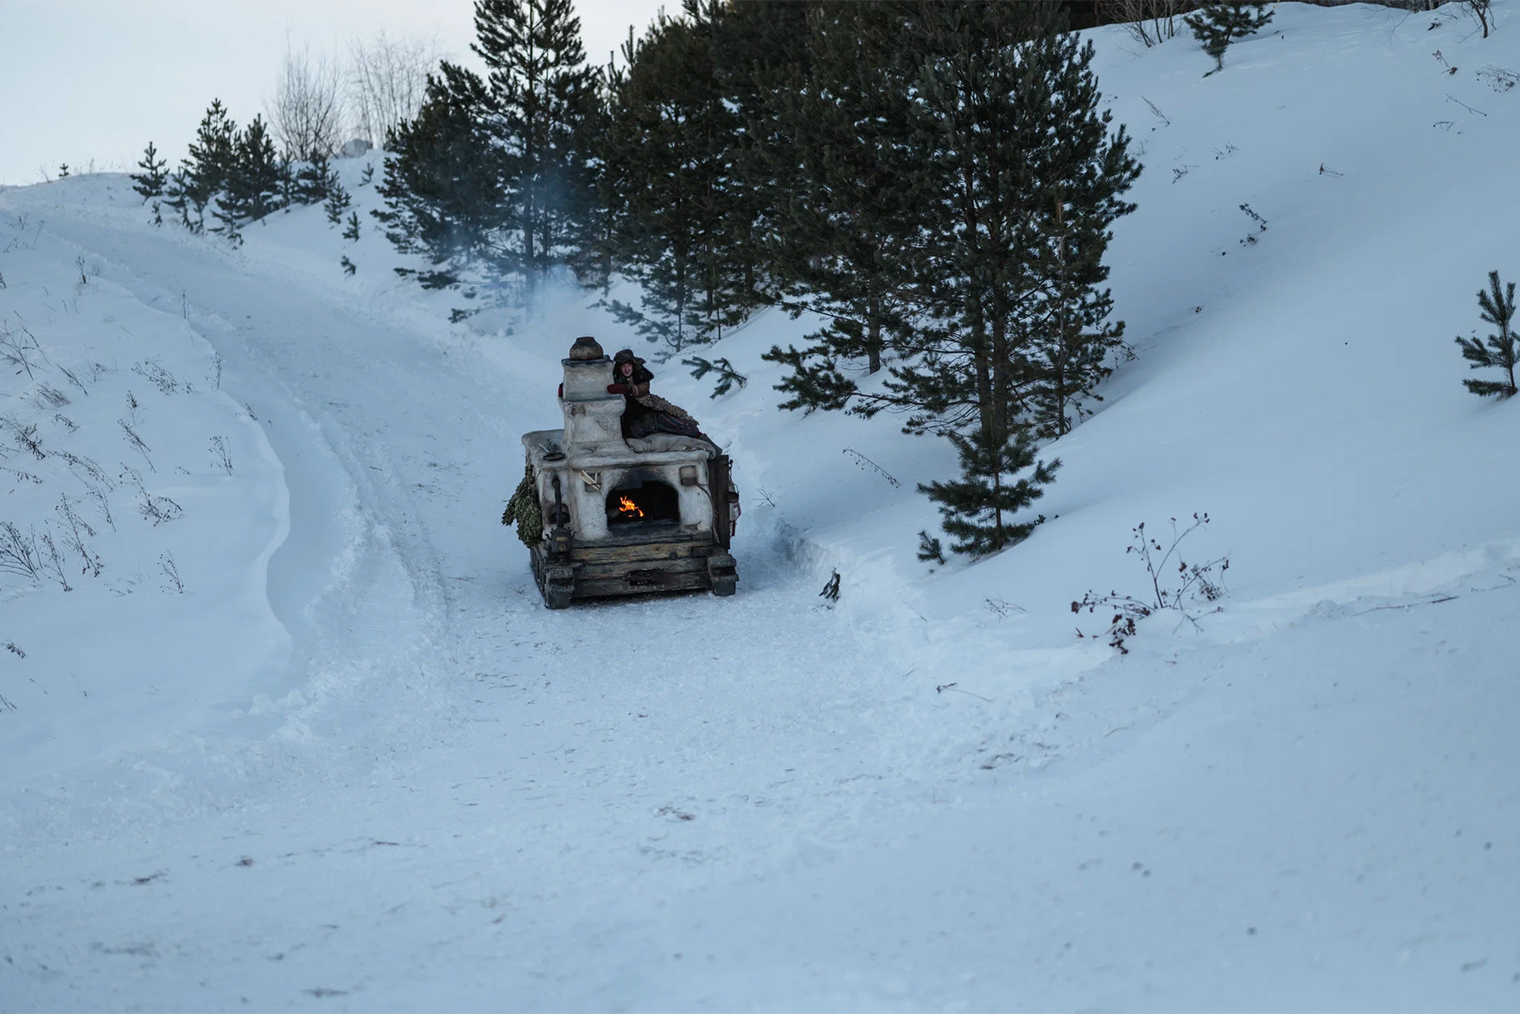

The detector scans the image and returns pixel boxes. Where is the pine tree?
[373,63,502,290]
[1455,270,1519,398]
[324,179,352,225]
[184,99,238,195]
[879,2,1069,439]
[883,3,1134,551]
[295,151,339,204]
[759,1,924,411]
[709,0,816,313]
[565,51,623,293]
[1020,35,1140,438]
[1184,2,1273,74]
[472,0,598,313]
[343,211,361,242]
[216,115,285,235]
[131,142,169,202]
[918,427,1060,556]
[601,3,746,351]
[170,99,238,233]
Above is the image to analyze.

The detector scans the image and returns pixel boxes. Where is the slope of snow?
[2,3,1518,1009]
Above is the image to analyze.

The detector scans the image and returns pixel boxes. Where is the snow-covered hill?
[2,3,1518,1009]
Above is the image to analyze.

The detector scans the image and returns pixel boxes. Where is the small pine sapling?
[131,142,169,202]
[919,426,1059,557]
[1185,2,1273,74]
[343,211,361,242]
[340,255,356,276]
[1454,270,1518,398]
[360,163,375,186]
[324,181,352,225]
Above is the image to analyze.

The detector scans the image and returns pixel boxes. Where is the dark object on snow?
[819,570,840,600]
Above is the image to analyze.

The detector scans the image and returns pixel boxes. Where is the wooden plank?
[573,556,709,582]
[573,540,715,565]
[574,572,711,598]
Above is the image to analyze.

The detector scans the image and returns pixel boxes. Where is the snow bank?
[0,208,288,782]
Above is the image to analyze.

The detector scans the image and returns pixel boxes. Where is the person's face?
[619,362,633,377]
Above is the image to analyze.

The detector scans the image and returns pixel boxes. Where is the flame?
[617,495,644,518]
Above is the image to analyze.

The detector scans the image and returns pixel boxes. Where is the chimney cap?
[568,336,605,361]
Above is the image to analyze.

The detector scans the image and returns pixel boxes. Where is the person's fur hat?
[612,348,646,366]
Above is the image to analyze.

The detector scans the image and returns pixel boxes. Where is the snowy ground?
[2,3,1519,1010]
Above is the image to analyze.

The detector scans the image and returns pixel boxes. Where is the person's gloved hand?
[607,383,631,395]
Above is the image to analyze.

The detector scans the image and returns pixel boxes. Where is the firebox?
[606,480,679,525]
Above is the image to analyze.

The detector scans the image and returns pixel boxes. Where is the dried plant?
[0,522,43,582]
[132,359,181,395]
[209,435,233,475]
[159,551,184,594]
[2,416,45,460]
[1073,514,1230,653]
[122,465,182,526]
[38,529,71,591]
[119,418,153,470]
[85,482,116,532]
[55,494,102,577]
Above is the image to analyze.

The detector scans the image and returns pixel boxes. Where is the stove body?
[519,341,737,608]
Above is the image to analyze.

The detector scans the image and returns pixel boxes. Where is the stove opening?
[607,480,679,526]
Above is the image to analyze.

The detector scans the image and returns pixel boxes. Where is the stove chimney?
[560,336,624,455]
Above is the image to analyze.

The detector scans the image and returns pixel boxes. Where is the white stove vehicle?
[514,337,738,609]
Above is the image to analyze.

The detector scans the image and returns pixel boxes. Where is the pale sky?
[0,0,668,187]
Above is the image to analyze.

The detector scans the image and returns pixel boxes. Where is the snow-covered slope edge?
[0,215,290,782]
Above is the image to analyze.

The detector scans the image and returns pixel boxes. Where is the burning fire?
[617,495,644,518]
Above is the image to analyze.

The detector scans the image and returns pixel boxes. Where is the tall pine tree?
[373,63,503,290]
[215,115,285,236]
[566,49,624,293]
[1019,31,1140,438]
[602,2,749,351]
[759,1,926,412]
[884,2,1135,554]
[472,0,598,313]
[166,99,238,233]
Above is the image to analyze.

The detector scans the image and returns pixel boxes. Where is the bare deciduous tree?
[1098,0,1199,47]
[268,40,347,160]
[347,30,441,148]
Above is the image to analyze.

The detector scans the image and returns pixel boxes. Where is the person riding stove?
[607,349,707,441]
